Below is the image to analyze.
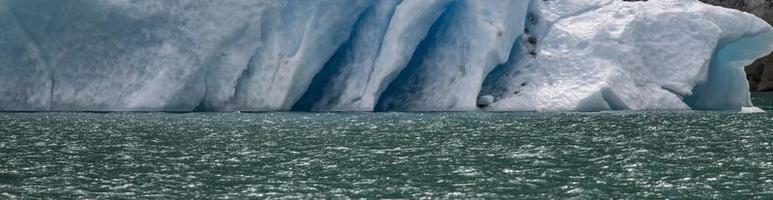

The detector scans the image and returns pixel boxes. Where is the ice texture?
[487,0,773,111]
[0,0,771,111]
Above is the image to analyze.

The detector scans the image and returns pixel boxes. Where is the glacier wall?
[0,0,772,112]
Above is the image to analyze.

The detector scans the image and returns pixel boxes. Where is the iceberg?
[0,0,771,112]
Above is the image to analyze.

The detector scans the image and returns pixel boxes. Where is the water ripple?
[0,111,772,198]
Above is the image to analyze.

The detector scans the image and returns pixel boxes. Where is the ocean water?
[1,94,773,199]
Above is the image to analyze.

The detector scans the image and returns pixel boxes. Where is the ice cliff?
[0,0,772,112]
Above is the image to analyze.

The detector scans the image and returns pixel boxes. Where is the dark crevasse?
[292,2,399,112]
[377,1,531,111]
[291,29,358,112]
[223,1,371,111]
[375,3,458,111]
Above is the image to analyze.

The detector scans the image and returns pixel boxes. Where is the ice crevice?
[0,0,772,112]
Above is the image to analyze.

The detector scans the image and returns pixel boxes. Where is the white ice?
[487,0,773,111]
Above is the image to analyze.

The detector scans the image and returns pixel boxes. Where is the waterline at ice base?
[1,0,772,112]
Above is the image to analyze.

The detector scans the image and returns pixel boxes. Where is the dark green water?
[1,94,773,199]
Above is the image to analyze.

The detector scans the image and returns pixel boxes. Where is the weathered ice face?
[0,0,771,112]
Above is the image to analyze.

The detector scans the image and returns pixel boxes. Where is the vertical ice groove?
[292,0,402,111]
[376,0,532,111]
[290,6,374,111]
[357,0,457,111]
[375,2,458,111]
[230,0,370,111]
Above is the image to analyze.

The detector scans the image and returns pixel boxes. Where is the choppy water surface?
[2,96,773,199]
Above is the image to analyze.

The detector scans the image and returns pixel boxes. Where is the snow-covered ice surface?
[0,0,771,112]
[486,0,773,111]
